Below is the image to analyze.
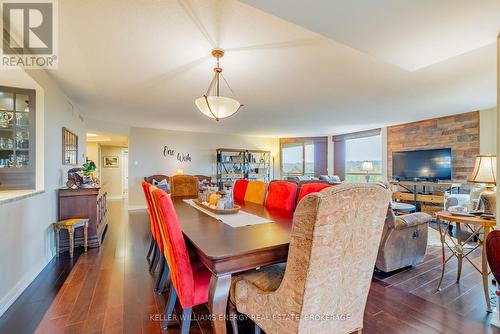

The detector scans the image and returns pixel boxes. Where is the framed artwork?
[103,156,119,168]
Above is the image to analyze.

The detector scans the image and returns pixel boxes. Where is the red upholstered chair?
[296,182,332,204]
[233,179,249,202]
[142,182,170,292]
[152,189,211,334]
[487,230,500,320]
[141,182,163,269]
[265,181,298,212]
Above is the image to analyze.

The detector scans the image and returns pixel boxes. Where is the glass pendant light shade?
[195,95,241,120]
[195,49,243,121]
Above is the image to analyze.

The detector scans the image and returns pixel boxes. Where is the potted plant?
[82,161,97,186]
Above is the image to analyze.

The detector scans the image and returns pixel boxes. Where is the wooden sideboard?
[57,187,108,251]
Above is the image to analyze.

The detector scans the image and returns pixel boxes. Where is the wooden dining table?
[172,197,293,334]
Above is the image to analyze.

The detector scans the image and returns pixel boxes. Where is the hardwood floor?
[0,199,498,334]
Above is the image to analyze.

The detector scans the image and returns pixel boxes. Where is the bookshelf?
[216,148,271,189]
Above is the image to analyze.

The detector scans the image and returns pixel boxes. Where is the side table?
[435,211,495,312]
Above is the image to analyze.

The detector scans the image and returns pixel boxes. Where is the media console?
[390,181,461,212]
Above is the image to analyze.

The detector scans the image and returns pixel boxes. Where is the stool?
[54,218,89,258]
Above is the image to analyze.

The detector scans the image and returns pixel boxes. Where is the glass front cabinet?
[0,86,36,189]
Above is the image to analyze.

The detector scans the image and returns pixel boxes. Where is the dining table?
[172,197,294,334]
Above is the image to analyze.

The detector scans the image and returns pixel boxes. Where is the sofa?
[375,203,432,272]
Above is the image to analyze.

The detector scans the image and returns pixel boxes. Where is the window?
[0,86,36,189]
[280,138,326,178]
[345,134,383,183]
[62,127,78,165]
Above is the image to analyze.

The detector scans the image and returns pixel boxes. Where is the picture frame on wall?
[103,156,119,168]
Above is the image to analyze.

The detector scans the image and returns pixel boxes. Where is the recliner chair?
[375,204,432,272]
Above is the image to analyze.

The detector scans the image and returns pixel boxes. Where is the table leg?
[84,223,88,252]
[437,217,446,291]
[456,222,463,283]
[482,226,492,312]
[54,227,60,257]
[68,229,74,259]
[208,273,231,334]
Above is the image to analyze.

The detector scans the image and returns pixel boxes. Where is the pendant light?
[195,49,243,121]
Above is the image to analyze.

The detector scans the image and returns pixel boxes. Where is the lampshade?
[195,96,241,121]
[361,160,374,172]
[195,49,242,121]
[469,155,496,185]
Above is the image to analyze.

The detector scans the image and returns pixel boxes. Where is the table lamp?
[468,155,496,216]
[361,160,374,183]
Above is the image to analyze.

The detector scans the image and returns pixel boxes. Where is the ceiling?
[49,0,499,137]
[86,131,128,147]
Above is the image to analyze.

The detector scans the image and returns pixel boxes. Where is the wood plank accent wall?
[387,111,480,182]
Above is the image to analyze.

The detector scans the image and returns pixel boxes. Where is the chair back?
[486,230,500,286]
[171,175,199,198]
[265,181,298,212]
[152,189,196,308]
[141,181,163,253]
[144,175,169,184]
[281,184,391,333]
[296,182,332,204]
[244,180,268,204]
[233,179,249,202]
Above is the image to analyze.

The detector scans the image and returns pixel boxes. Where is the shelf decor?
[216,148,271,189]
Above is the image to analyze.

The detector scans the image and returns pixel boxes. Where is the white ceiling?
[49,0,499,137]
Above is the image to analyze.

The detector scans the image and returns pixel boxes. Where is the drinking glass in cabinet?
[0,138,14,149]
[16,129,29,149]
[15,112,29,126]
[16,152,28,167]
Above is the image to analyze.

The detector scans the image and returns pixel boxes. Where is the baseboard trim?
[128,205,147,211]
[107,196,124,201]
[0,256,53,317]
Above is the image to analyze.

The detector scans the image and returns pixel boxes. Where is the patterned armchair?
[230,184,391,334]
[170,175,199,198]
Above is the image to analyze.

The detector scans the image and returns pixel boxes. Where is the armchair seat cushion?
[394,212,432,230]
[230,263,285,305]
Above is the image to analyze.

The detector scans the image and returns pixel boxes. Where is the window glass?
[345,135,383,183]
[282,143,303,176]
[304,142,314,175]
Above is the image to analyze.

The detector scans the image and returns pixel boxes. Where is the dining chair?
[244,180,268,205]
[233,179,249,202]
[171,175,199,198]
[265,180,298,212]
[141,181,163,270]
[487,230,500,326]
[296,182,332,204]
[230,184,391,334]
[152,188,211,334]
[141,181,170,292]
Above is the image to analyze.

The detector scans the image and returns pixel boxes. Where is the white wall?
[100,146,124,199]
[480,108,497,154]
[128,127,279,208]
[0,68,86,316]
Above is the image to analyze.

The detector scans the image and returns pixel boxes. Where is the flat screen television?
[392,148,452,181]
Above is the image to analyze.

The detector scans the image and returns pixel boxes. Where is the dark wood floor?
[0,200,499,334]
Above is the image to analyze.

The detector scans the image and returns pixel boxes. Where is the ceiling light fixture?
[195,49,243,121]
